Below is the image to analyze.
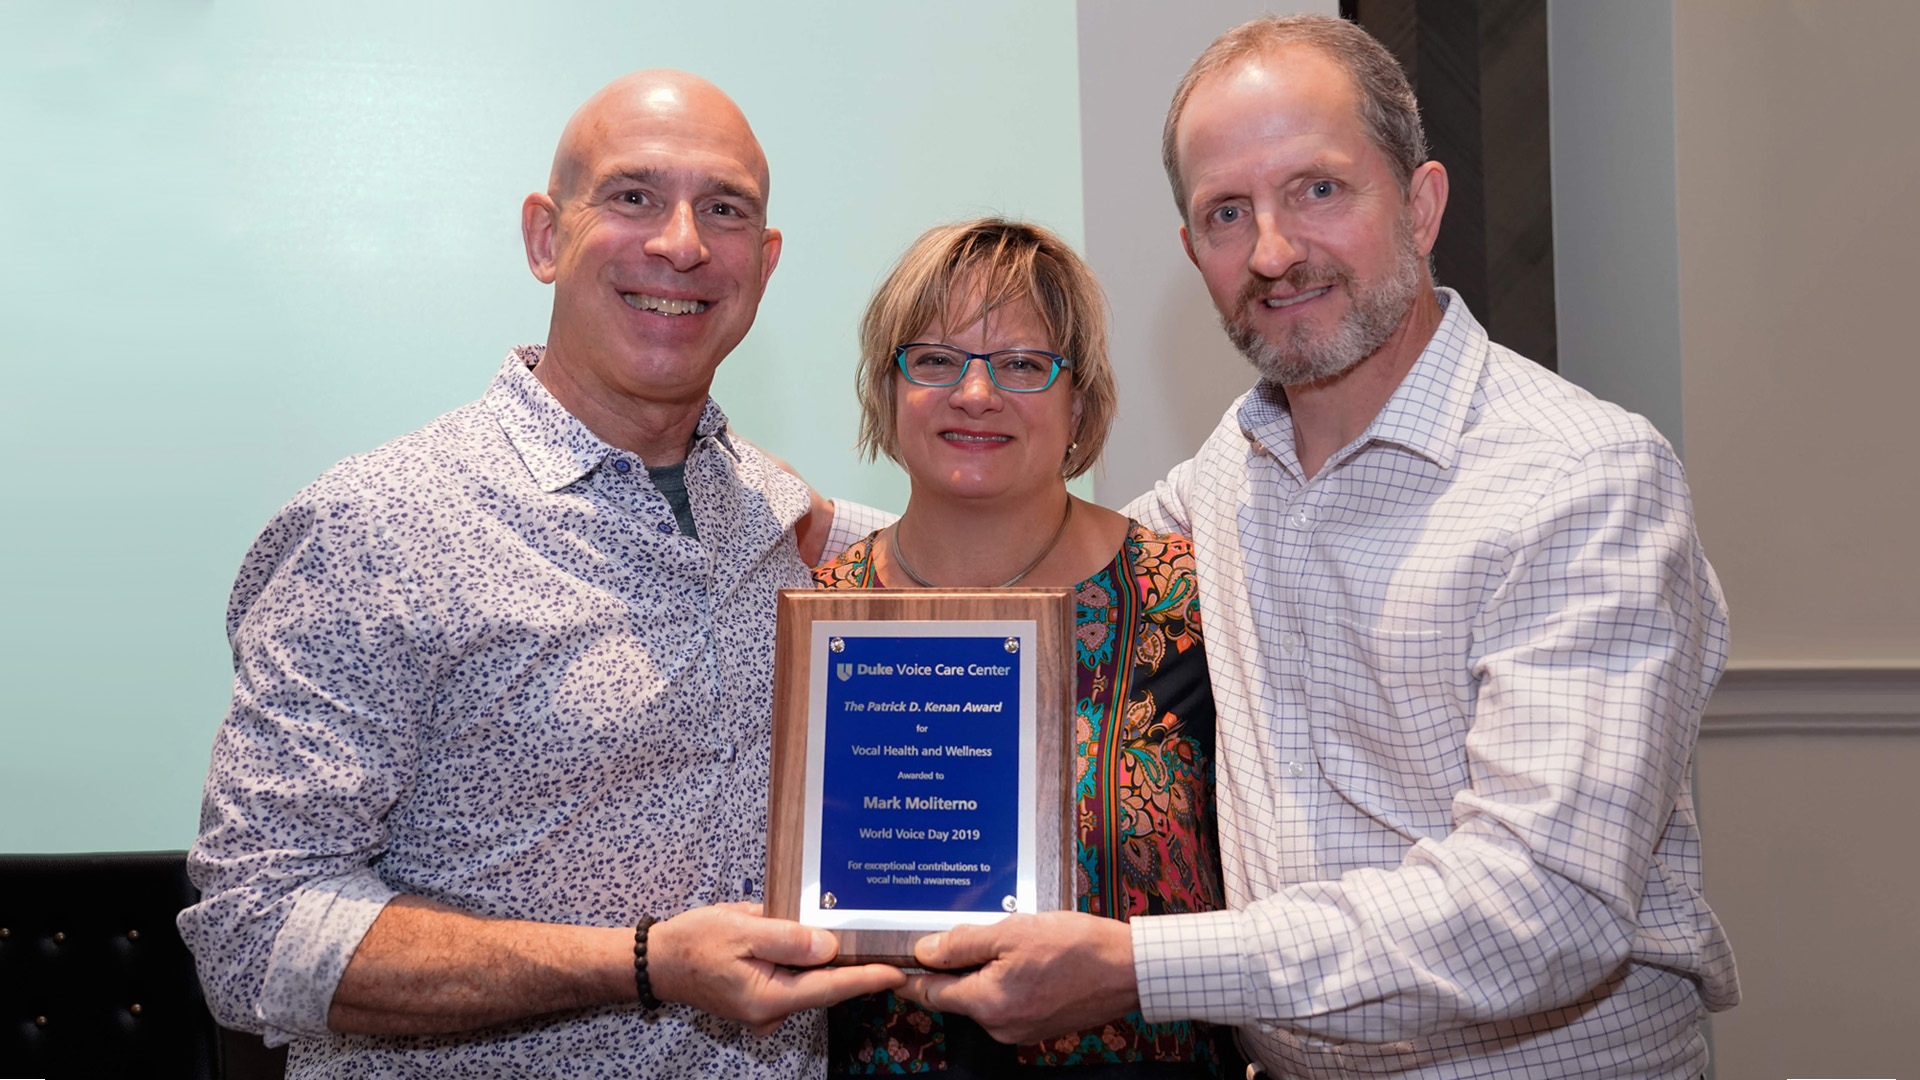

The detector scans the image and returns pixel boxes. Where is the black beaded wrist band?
[633,915,663,1012]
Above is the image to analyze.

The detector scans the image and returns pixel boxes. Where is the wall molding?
[1702,667,1920,736]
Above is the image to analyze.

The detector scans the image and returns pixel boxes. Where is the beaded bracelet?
[633,915,663,1013]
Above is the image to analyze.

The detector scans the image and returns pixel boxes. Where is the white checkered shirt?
[1122,291,1738,1079]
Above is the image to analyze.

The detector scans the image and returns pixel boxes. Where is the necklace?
[888,495,1074,588]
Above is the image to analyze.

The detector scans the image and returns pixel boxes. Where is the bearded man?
[898,16,1738,1080]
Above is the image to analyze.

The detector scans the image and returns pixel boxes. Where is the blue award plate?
[767,589,1075,965]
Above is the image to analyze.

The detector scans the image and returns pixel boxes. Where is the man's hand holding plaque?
[897,911,1141,1044]
[646,902,905,1035]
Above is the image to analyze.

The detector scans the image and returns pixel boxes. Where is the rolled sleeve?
[177,488,430,1038]
[256,870,399,1041]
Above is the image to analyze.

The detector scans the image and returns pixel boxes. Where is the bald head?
[548,69,770,208]
[520,69,784,439]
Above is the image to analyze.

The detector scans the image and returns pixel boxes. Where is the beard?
[1220,213,1424,386]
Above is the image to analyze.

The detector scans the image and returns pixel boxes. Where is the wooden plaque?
[766,588,1076,967]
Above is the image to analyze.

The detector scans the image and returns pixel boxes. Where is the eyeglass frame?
[892,343,1075,393]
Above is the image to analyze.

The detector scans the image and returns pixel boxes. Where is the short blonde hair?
[855,219,1114,479]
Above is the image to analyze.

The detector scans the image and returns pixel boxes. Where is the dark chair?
[0,851,286,1080]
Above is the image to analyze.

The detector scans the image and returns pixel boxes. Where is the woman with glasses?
[818,219,1237,1078]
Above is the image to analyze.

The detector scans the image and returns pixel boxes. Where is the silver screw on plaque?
[821,892,838,910]
[1001,895,1018,912]
[1003,636,1020,654]
[829,637,845,653]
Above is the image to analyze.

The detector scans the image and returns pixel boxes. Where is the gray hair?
[1161,14,1427,219]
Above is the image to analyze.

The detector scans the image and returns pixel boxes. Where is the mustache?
[1233,261,1354,313]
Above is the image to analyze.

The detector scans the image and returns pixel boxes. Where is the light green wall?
[0,1,1084,852]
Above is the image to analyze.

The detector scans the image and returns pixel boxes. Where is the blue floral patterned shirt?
[178,346,881,1078]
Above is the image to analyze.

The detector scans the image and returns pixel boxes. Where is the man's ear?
[760,226,783,287]
[1407,160,1448,257]
[1179,222,1198,268]
[522,193,560,283]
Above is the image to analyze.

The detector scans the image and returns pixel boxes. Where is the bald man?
[178,72,899,1078]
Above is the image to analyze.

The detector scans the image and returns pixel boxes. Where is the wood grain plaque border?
[766,587,1076,967]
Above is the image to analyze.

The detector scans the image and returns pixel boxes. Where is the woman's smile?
[940,428,1013,445]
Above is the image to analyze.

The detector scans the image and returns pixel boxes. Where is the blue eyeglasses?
[894,343,1073,393]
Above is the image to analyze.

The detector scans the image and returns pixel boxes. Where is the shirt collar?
[484,345,737,493]
[1236,286,1488,476]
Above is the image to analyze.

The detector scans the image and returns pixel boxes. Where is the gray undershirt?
[646,462,698,539]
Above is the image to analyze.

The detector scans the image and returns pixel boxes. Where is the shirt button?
[719,744,736,763]
[1285,760,1309,778]
[1291,505,1311,527]
[741,877,755,897]
[613,459,631,474]
[657,521,674,535]
[1280,631,1303,655]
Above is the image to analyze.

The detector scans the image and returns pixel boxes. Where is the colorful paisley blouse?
[816,522,1230,1076]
